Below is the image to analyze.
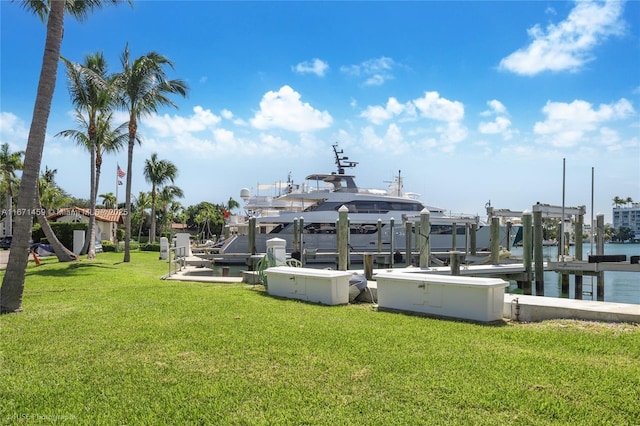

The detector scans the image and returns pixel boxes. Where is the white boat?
[215,145,512,264]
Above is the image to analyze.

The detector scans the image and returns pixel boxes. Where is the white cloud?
[533,98,635,147]
[479,116,513,137]
[293,58,329,77]
[250,85,333,132]
[340,57,399,86]
[220,109,234,120]
[413,91,464,122]
[144,106,221,137]
[358,91,467,152]
[486,99,507,115]
[478,99,513,140]
[220,108,247,126]
[438,122,468,148]
[0,112,29,149]
[360,97,407,125]
[499,0,626,75]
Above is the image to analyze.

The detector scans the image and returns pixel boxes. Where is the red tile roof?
[46,207,124,224]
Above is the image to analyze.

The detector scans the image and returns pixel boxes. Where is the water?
[508,243,640,305]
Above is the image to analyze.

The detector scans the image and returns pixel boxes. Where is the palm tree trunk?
[149,188,157,243]
[82,143,97,258]
[34,191,77,262]
[1,0,65,313]
[4,194,12,236]
[123,118,136,262]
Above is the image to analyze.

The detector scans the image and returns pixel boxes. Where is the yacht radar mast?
[333,144,358,174]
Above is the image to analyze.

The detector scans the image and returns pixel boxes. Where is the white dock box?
[376,272,508,322]
[265,267,351,305]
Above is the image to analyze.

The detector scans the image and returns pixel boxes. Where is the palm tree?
[166,201,186,234]
[36,167,77,262]
[157,185,184,237]
[57,110,127,209]
[625,197,634,207]
[112,44,188,261]
[226,197,240,215]
[0,143,24,237]
[39,167,70,210]
[194,202,218,240]
[133,191,151,242]
[143,153,179,243]
[612,196,625,208]
[1,0,128,314]
[60,52,115,259]
[99,192,116,209]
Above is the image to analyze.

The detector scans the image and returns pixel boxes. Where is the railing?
[168,245,188,276]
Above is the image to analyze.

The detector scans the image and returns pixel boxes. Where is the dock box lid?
[265,266,352,278]
[375,271,508,288]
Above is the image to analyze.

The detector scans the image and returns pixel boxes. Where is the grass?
[1,252,639,425]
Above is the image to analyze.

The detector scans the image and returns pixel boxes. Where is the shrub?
[101,240,116,252]
[139,243,160,252]
[31,222,88,250]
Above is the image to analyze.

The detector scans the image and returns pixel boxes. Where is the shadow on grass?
[26,261,117,277]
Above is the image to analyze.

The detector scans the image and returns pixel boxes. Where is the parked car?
[0,236,11,250]
[30,242,55,257]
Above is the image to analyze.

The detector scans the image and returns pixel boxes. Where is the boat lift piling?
[490,217,501,265]
[419,208,430,268]
[337,206,348,271]
[389,217,395,268]
[596,214,605,299]
[405,221,413,266]
[520,211,533,294]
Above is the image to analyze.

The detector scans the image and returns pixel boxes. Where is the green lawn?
[1,252,639,425]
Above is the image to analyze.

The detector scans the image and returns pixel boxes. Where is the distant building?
[47,207,124,244]
[613,203,640,241]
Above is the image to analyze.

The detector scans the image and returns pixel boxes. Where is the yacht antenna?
[332,143,358,174]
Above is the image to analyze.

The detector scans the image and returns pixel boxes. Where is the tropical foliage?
[0,143,24,237]
[143,153,181,243]
[112,44,188,262]
[612,196,635,208]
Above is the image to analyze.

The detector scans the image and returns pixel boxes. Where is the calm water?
[508,243,640,305]
[211,243,640,305]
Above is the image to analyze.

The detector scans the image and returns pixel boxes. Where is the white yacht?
[216,145,509,263]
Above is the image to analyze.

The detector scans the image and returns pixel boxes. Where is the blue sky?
[1,0,639,223]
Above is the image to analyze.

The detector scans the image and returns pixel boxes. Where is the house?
[46,207,124,244]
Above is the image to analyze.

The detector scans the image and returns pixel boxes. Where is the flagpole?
[115,164,119,210]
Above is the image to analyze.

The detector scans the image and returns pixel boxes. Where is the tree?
[112,44,188,261]
[143,153,179,243]
[0,143,24,237]
[57,112,127,202]
[36,167,77,262]
[226,197,240,213]
[625,197,634,207]
[132,191,150,242]
[59,52,115,259]
[612,196,625,208]
[193,202,218,241]
[99,192,116,209]
[2,1,95,313]
[157,185,184,237]
[614,226,634,243]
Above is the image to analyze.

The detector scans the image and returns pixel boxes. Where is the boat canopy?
[304,173,358,193]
